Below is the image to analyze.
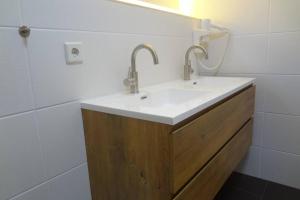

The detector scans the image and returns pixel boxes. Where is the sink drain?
[140,95,148,100]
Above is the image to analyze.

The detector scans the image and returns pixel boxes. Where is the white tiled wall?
[3,0,299,197]
[0,113,44,200]
[0,0,196,199]
[0,0,21,26]
[201,0,300,189]
[36,102,87,179]
[199,0,270,34]
[0,28,34,117]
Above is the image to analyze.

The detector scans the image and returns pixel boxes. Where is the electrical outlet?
[64,42,83,64]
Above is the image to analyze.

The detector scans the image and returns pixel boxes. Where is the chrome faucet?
[124,44,159,94]
[184,45,208,80]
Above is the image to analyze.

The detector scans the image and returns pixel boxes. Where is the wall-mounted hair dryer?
[193,19,231,75]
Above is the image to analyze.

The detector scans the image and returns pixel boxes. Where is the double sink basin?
[81,76,255,125]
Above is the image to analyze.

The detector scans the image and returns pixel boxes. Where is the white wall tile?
[28,30,86,108]
[252,76,266,113]
[48,164,91,200]
[201,0,300,189]
[236,146,261,177]
[270,0,300,32]
[22,0,195,37]
[0,0,21,26]
[253,112,264,146]
[0,112,44,200]
[268,32,300,74]
[36,102,86,179]
[84,33,191,98]
[10,164,91,200]
[10,184,49,200]
[197,35,228,76]
[261,149,300,189]
[263,113,300,155]
[199,0,269,34]
[4,0,300,195]
[218,74,266,112]
[264,75,300,115]
[219,35,268,74]
[28,29,191,106]
[0,28,34,117]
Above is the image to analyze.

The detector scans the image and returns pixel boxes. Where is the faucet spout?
[124,44,159,94]
[184,45,208,80]
[131,44,159,72]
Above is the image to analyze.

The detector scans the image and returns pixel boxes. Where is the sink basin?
[81,76,255,125]
[83,88,210,110]
[182,76,256,91]
[136,88,210,108]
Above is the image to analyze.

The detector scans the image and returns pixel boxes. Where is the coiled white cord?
[196,25,231,76]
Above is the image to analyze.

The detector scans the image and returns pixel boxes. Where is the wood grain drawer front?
[174,119,253,200]
[171,86,255,194]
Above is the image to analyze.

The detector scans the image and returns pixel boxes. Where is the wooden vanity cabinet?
[82,85,255,200]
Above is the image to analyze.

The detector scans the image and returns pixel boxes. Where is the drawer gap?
[172,118,253,198]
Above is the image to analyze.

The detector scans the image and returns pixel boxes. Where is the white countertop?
[81,76,255,125]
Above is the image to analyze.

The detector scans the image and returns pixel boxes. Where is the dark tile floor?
[214,172,300,200]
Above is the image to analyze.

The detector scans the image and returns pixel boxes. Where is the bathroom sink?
[81,76,255,124]
[81,88,210,115]
[182,76,255,91]
[134,88,210,108]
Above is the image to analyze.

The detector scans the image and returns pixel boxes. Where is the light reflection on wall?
[142,0,179,10]
[117,0,202,18]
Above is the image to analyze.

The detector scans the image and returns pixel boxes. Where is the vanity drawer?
[171,86,255,193]
[174,119,253,200]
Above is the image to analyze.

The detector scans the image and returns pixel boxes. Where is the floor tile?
[215,186,260,200]
[215,172,300,200]
[225,172,267,197]
[263,182,300,200]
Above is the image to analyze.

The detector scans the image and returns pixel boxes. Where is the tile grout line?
[1,26,300,40]
[2,25,300,36]
[18,0,51,184]
[20,7,51,186]
[258,112,265,178]
[7,162,88,200]
[0,25,19,29]
[263,111,300,118]
[0,99,80,120]
[260,147,300,157]
[263,0,272,127]
[220,72,300,76]
[23,26,192,40]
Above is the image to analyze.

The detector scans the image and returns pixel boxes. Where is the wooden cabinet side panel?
[82,110,172,200]
[174,119,253,200]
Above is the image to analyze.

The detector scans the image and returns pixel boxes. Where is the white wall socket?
[64,42,83,64]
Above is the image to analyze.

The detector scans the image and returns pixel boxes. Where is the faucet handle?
[187,60,194,74]
[190,67,194,74]
[124,67,135,87]
[123,78,133,87]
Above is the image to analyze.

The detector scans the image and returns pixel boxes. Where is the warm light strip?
[112,0,199,18]
[179,0,193,16]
